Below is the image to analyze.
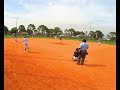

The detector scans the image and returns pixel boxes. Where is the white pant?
[73,56,78,60]
[24,43,28,48]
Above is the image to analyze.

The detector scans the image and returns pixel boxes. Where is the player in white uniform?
[98,41,101,46]
[98,41,101,44]
[20,35,30,52]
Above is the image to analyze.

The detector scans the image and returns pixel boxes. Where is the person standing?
[98,41,101,46]
[59,35,62,43]
[13,33,19,42]
[20,35,30,53]
[13,33,17,39]
[77,39,88,65]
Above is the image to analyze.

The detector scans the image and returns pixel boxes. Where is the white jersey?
[98,42,101,44]
[23,38,28,44]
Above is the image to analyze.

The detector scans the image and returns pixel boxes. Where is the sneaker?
[81,61,84,65]
[81,63,84,65]
[74,59,77,61]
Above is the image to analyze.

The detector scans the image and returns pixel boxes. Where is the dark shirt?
[73,51,79,57]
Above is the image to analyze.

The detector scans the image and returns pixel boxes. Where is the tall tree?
[37,25,48,35]
[37,25,43,34]
[89,31,94,39]
[10,27,18,34]
[81,31,85,35]
[68,28,75,36]
[45,28,50,36]
[53,27,63,36]
[27,24,36,32]
[27,24,36,35]
[27,29,33,35]
[106,32,116,41]
[64,29,70,36]
[4,25,9,34]
[18,25,26,33]
[49,28,54,36]
[73,31,81,36]
[64,29,69,34]
[94,30,104,39]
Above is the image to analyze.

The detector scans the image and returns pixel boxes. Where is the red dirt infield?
[4,38,116,90]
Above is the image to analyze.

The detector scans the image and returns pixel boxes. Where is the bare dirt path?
[4,38,116,90]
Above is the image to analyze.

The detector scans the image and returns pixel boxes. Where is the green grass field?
[4,35,116,45]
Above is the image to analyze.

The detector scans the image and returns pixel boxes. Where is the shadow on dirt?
[84,64,106,67]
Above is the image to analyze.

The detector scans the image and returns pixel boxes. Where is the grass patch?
[100,40,116,45]
[4,35,54,38]
[63,37,116,45]
[4,35,13,38]
[4,35,116,45]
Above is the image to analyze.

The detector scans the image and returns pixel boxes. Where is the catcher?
[72,48,80,61]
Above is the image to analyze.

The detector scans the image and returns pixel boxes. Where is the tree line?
[4,24,116,41]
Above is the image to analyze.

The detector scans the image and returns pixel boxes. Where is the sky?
[4,0,116,37]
